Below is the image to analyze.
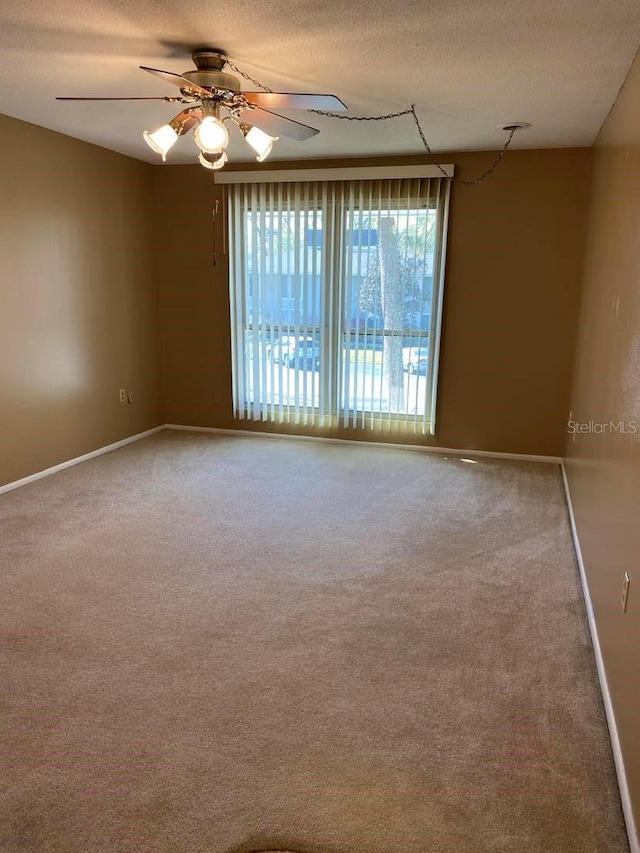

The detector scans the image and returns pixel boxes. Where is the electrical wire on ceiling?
[226,58,529,186]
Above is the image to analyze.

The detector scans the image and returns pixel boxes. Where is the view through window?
[228,176,450,435]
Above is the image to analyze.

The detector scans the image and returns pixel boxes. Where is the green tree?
[360,210,435,412]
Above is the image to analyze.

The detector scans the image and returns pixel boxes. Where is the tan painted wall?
[154,148,590,455]
[0,115,163,487]
[564,50,640,836]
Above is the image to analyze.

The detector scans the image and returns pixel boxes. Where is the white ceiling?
[1,0,639,165]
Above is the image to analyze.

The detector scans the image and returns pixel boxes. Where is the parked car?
[266,335,320,369]
[402,346,429,374]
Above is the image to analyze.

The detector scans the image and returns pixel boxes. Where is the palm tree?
[378,216,405,413]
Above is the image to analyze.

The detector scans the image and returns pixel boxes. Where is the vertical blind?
[227,173,451,435]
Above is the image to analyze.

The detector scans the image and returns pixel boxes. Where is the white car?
[266,335,320,369]
[402,346,429,374]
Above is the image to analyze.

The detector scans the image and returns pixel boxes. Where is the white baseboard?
[0,426,165,496]
[3,425,631,846]
[561,461,639,853]
[0,423,559,497]
[164,424,562,464]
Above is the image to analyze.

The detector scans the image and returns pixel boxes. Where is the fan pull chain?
[212,196,219,266]
[225,59,274,94]
[222,185,227,257]
[210,187,228,265]
[225,61,522,186]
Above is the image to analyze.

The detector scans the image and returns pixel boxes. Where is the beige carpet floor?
[0,430,629,853]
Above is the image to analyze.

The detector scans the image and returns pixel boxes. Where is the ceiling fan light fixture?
[240,123,279,162]
[194,116,229,154]
[198,150,228,171]
[63,49,344,173]
[143,124,179,161]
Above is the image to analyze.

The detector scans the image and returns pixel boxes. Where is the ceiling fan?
[56,47,347,170]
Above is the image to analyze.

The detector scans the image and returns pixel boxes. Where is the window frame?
[226,167,452,436]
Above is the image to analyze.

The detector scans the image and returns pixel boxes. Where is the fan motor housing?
[182,69,241,92]
[184,48,240,92]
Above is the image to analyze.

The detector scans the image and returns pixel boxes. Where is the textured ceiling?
[1,0,639,165]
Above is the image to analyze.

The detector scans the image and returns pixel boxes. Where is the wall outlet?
[119,388,127,403]
[127,391,135,404]
[622,572,631,613]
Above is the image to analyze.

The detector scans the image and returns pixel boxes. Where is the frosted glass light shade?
[245,125,278,162]
[198,150,228,171]
[143,125,178,161]
[194,117,229,154]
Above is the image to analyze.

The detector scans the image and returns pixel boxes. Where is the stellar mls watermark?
[567,419,638,436]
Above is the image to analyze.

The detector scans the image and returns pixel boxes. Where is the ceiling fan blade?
[56,96,187,102]
[243,92,347,111]
[246,108,319,141]
[140,65,211,98]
